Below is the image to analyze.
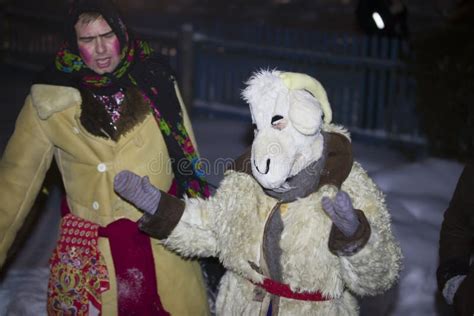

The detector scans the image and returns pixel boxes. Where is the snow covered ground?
[0,115,464,315]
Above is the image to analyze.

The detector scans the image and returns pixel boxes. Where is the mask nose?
[254,158,271,175]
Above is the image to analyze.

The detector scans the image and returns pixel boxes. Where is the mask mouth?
[271,182,295,193]
[252,157,290,190]
[254,172,291,190]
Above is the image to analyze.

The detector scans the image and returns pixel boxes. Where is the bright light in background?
[372,12,385,29]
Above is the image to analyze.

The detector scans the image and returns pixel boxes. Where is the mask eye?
[252,123,259,136]
[271,115,287,130]
[271,115,283,124]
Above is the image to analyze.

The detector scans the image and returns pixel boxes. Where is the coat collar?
[31,84,81,119]
[30,84,150,141]
[79,86,150,141]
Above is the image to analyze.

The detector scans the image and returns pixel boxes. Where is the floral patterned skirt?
[47,213,109,315]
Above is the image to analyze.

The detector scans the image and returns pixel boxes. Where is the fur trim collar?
[31,84,81,119]
[79,86,150,141]
[30,84,150,140]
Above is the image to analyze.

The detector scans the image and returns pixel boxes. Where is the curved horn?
[279,72,332,124]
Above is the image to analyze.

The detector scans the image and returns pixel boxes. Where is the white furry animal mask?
[242,70,332,190]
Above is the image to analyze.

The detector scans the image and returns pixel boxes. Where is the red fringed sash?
[47,213,109,315]
[48,198,170,315]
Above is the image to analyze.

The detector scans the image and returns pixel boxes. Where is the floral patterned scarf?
[48,2,209,199]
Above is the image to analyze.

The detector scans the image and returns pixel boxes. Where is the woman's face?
[75,17,121,74]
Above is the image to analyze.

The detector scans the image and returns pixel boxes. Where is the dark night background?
[0,1,473,315]
[1,0,472,160]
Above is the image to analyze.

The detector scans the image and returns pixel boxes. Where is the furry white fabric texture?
[242,70,327,189]
[157,70,401,315]
[166,163,401,315]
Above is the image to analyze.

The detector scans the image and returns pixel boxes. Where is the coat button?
[97,163,107,172]
[92,201,99,210]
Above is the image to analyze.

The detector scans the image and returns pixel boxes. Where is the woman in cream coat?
[0,0,209,315]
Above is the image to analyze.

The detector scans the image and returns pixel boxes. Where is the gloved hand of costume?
[322,190,359,237]
[114,170,161,215]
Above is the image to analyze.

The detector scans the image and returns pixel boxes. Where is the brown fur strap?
[328,209,371,256]
[231,146,252,175]
[318,132,353,190]
[138,191,185,240]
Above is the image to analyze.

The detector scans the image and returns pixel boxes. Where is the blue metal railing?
[192,31,421,144]
[1,7,424,146]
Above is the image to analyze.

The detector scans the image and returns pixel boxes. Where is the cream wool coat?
[0,84,209,315]
[159,132,402,315]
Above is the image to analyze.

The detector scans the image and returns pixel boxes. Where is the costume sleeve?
[141,187,224,258]
[161,193,220,258]
[437,164,474,292]
[140,171,248,258]
[338,162,402,296]
[328,209,371,256]
[0,96,54,267]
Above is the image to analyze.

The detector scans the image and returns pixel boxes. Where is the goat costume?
[115,70,402,315]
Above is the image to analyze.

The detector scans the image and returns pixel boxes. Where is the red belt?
[257,278,332,301]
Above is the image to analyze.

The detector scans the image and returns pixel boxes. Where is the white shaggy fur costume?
[133,71,402,315]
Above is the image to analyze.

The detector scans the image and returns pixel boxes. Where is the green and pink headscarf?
[43,0,209,199]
